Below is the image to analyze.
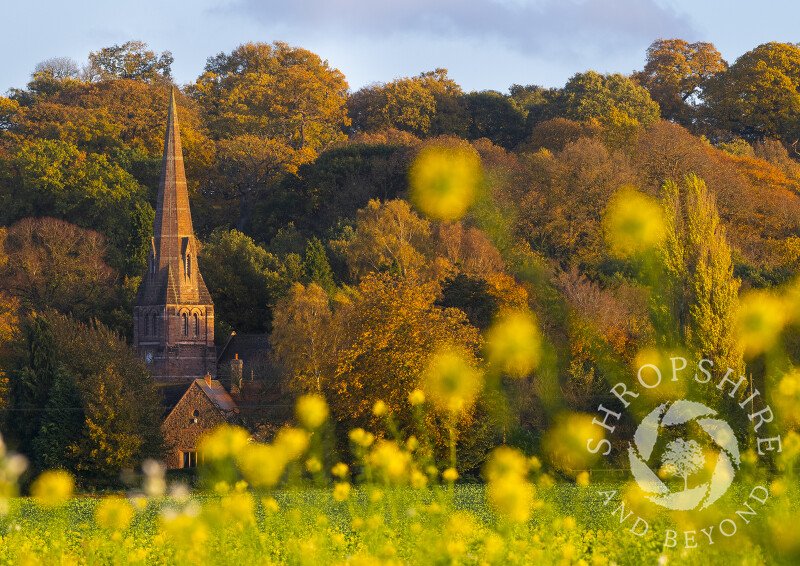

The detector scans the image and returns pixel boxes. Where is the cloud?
[232,0,694,63]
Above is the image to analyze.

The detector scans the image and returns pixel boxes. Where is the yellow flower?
[331,462,349,479]
[333,482,351,502]
[409,145,482,221]
[423,348,483,414]
[485,310,541,378]
[236,443,287,488]
[604,185,665,257]
[295,394,329,429]
[199,425,250,461]
[274,427,310,461]
[372,400,388,417]
[410,469,428,489]
[484,446,536,523]
[305,457,322,473]
[95,497,135,531]
[737,291,788,358]
[542,412,601,476]
[368,441,410,483]
[408,388,426,406]
[31,470,73,508]
[261,497,280,513]
[349,428,375,448]
[442,467,459,482]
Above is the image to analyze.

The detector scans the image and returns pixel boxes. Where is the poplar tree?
[654,175,742,372]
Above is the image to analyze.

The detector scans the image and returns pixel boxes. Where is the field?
[0,481,797,565]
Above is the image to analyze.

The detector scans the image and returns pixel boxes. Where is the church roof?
[134,88,212,307]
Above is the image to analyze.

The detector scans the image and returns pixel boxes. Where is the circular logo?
[628,399,741,511]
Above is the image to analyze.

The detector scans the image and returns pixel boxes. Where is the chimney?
[204,371,212,386]
[230,353,243,396]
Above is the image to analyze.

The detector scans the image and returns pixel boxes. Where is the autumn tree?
[633,39,726,126]
[328,273,487,460]
[348,69,467,138]
[653,175,742,372]
[703,42,800,142]
[346,199,432,280]
[271,283,342,393]
[191,42,349,228]
[0,218,118,325]
[85,41,173,83]
[0,138,153,275]
[47,312,163,479]
[464,91,528,149]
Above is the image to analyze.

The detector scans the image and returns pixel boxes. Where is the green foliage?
[703,42,800,142]
[464,91,528,149]
[86,40,173,82]
[633,38,726,125]
[199,229,298,334]
[303,237,335,291]
[437,273,499,331]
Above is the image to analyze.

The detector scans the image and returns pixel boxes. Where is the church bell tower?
[133,89,215,382]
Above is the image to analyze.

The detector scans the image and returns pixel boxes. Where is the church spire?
[153,87,195,269]
[133,89,215,383]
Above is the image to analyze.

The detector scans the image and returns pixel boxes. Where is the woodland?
[1,38,800,484]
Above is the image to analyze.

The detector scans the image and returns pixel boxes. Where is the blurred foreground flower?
[484,446,535,522]
[409,145,482,221]
[423,348,483,414]
[485,310,541,378]
[296,393,329,429]
[736,290,787,358]
[31,469,74,507]
[542,412,602,476]
[604,185,665,257]
[95,497,135,531]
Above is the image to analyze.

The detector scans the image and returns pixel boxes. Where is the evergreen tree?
[303,237,335,291]
[32,366,83,470]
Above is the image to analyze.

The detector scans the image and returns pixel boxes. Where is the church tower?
[133,89,215,383]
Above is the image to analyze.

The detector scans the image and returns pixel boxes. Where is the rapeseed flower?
[95,497,135,531]
[295,394,329,429]
[30,470,73,508]
[604,185,665,257]
[485,310,541,378]
[409,145,482,221]
[423,348,483,414]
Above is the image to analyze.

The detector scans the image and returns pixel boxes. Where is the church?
[133,90,243,468]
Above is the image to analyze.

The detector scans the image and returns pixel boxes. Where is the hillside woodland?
[2,39,800,481]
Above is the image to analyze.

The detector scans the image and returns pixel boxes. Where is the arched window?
[186,254,191,279]
[193,313,199,337]
[145,313,151,336]
[182,312,188,336]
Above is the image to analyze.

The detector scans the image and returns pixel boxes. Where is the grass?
[0,482,796,565]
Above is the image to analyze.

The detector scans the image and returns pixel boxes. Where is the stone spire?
[133,88,215,383]
[153,87,195,270]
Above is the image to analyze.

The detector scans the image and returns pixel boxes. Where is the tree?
[348,69,467,138]
[302,238,335,291]
[198,229,295,334]
[554,72,660,147]
[191,42,350,228]
[653,175,742,372]
[86,41,173,83]
[703,42,800,142]
[328,273,486,461]
[35,57,80,81]
[0,218,117,325]
[661,438,705,491]
[633,39,726,126]
[271,283,340,393]
[1,139,153,275]
[346,199,432,280]
[464,91,527,149]
[45,313,163,479]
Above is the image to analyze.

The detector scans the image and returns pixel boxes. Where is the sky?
[2,0,799,95]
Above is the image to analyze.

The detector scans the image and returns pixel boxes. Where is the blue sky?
[2,1,798,95]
